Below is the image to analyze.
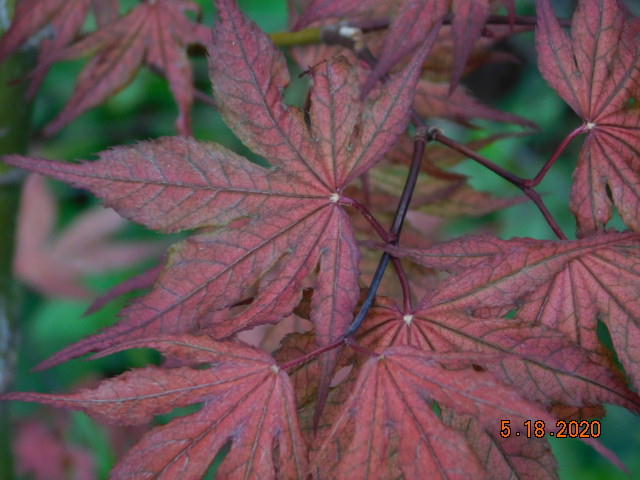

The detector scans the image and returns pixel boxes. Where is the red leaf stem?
[525,124,587,187]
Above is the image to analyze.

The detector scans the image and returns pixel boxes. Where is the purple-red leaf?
[441,409,559,480]
[389,231,640,390]
[4,0,427,375]
[361,0,447,97]
[518,235,640,389]
[414,79,536,127]
[293,0,384,29]
[3,335,308,479]
[39,0,209,136]
[358,300,640,412]
[14,420,95,480]
[311,347,558,479]
[0,0,92,96]
[536,0,640,233]
[449,0,490,92]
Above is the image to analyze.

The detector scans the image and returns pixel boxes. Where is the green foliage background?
[4,0,640,478]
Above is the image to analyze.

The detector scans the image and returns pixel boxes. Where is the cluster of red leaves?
[2,0,640,478]
[0,0,209,135]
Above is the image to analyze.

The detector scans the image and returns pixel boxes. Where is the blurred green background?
[2,0,640,478]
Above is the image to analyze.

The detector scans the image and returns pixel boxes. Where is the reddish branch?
[433,130,568,240]
[355,14,571,33]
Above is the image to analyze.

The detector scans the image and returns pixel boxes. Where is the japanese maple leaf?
[0,0,93,95]
[384,233,640,385]
[358,299,640,414]
[536,0,640,234]
[36,0,210,136]
[516,237,640,390]
[14,174,162,298]
[310,347,559,479]
[93,0,120,27]
[4,0,428,384]
[2,335,308,479]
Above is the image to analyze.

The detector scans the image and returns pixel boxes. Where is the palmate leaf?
[366,165,524,219]
[413,79,536,128]
[0,0,93,95]
[389,232,640,388]
[2,335,307,479]
[15,419,96,480]
[517,238,640,389]
[33,0,210,136]
[4,0,428,387]
[292,0,383,30]
[358,300,640,413]
[310,348,557,479]
[536,0,640,234]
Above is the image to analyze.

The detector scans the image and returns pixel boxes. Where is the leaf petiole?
[524,124,587,187]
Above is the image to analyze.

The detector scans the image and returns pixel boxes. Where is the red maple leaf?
[536,0,640,234]
[310,347,559,478]
[385,232,640,397]
[358,298,640,413]
[4,0,429,399]
[413,79,536,127]
[33,0,210,136]
[0,0,93,95]
[3,335,308,479]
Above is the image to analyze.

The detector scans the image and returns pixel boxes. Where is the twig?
[345,129,427,337]
[433,130,567,239]
[270,27,322,47]
[340,198,414,312]
[355,14,571,34]
[353,14,571,33]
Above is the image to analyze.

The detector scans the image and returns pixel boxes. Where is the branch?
[356,14,571,34]
[341,197,414,313]
[270,27,322,47]
[341,197,394,242]
[0,3,34,477]
[433,130,567,240]
[345,128,428,337]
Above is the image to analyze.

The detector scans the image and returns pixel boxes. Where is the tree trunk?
[0,1,34,477]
